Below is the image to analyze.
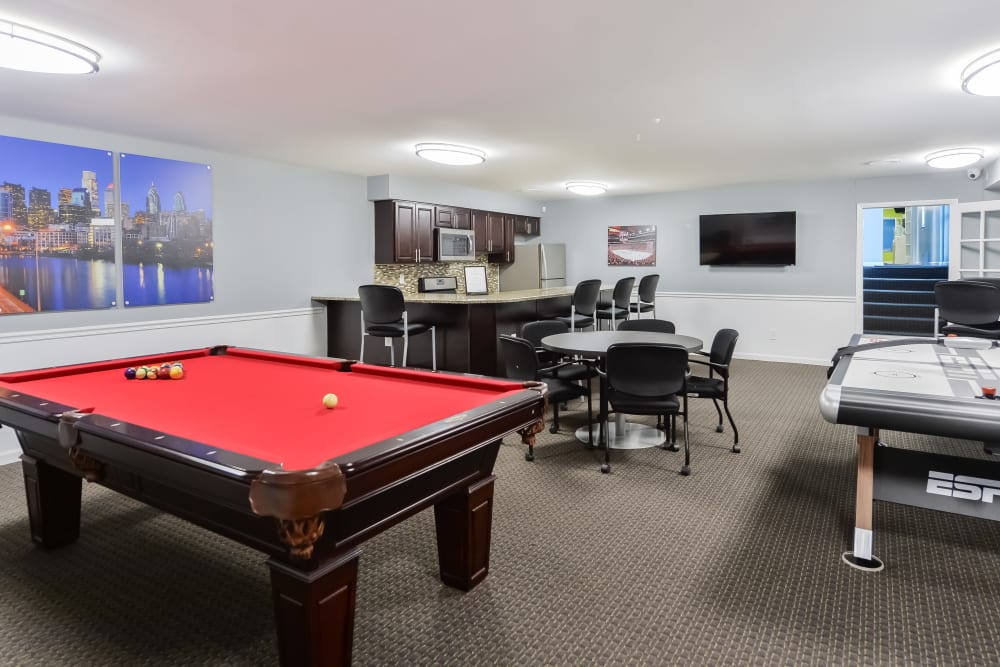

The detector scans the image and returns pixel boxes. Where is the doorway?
[856,200,954,336]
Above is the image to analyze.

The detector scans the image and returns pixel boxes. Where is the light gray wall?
[0,115,374,332]
[367,174,542,216]
[540,172,988,296]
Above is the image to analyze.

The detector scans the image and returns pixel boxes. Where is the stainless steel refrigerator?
[499,243,567,291]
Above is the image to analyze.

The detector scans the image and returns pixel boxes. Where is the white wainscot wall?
[654,292,857,366]
[0,307,326,464]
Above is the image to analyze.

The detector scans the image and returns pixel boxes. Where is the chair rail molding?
[654,291,856,366]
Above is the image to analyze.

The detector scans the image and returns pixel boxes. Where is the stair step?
[863,289,938,305]
[863,265,949,279]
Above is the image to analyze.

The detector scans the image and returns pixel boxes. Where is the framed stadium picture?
[607,225,656,266]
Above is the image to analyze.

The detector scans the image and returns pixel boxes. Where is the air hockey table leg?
[843,426,884,571]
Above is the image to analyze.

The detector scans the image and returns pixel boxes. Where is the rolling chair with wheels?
[933,280,1000,339]
[601,342,690,475]
[554,279,602,332]
[499,334,593,461]
[358,284,436,370]
[685,328,740,453]
[595,277,635,330]
[629,274,659,319]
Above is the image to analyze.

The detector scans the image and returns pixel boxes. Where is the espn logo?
[926,471,1000,503]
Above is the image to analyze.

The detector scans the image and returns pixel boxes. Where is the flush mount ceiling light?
[924,148,984,169]
[565,181,608,196]
[414,143,485,166]
[0,19,100,74]
[961,48,1000,96]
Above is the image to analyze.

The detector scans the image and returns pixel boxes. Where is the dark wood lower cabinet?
[318,296,571,376]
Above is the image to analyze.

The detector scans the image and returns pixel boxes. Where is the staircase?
[862,265,948,336]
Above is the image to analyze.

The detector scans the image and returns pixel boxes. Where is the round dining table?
[541,330,703,449]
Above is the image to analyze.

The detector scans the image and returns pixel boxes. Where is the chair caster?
[732,445,741,454]
[715,425,724,433]
[680,465,691,476]
[525,452,535,461]
[601,463,611,474]
[663,442,680,452]
[549,426,558,434]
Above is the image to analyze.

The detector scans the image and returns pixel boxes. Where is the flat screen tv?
[699,211,796,266]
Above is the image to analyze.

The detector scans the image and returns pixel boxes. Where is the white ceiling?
[2,0,999,200]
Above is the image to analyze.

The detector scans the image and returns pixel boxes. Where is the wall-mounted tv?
[699,211,796,266]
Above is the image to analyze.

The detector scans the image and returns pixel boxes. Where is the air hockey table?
[821,334,1000,570]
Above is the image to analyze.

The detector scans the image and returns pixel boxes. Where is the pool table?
[0,346,547,666]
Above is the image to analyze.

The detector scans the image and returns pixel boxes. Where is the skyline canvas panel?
[118,153,214,307]
[0,135,116,315]
[607,225,656,266]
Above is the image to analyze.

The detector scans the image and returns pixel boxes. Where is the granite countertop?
[312,286,583,304]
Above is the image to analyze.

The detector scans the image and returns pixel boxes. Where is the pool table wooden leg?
[433,475,496,591]
[20,454,82,548]
[266,548,361,667]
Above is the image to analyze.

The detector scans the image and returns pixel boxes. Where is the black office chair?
[629,274,659,319]
[358,284,436,370]
[555,279,602,332]
[685,328,740,453]
[595,277,635,330]
[934,280,1000,339]
[602,342,690,475]
[520,320,597,384]
[499,335,593,460]
[617,318,676,334]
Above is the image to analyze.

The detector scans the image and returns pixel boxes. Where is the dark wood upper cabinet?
[436,206,471,230]
[377,200,534,263]
[513,215,541,236]
[374,200,434,264]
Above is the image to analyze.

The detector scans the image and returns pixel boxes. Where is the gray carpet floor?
[2,358,1000,665]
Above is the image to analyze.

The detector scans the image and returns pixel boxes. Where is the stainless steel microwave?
[436,228,476,261]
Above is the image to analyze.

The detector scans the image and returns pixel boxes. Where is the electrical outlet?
[768,329,777,341]
[384,338,392,347]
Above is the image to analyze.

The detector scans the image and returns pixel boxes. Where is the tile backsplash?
[374,257,500,295]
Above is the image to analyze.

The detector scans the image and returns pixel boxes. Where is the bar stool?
[554,279,602,332]
[629,274,659,319]
[358,284,436,370]
[595,276,635,330]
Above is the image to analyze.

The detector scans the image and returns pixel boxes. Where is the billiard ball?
[157,366,172,379]
[125,367,137,379]
[322,393,339,409]
[135,367,147,380]
[169,365,184,380]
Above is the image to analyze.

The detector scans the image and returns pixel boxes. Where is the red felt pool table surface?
[0,347,525,471]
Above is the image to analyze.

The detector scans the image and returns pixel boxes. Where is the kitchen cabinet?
[513,216,541,236]
[374,200,434,264]
[436,206,471,230]
[473,210,514,262]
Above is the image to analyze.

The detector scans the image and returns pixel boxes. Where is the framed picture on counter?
[464,266,489,295]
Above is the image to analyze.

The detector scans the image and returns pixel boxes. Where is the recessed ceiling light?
[924,148,984,169]
[0,19,100,74]
[961,48,1000,96]
[566,181,608,196]
[414,143,485,166]
[863,159,901,166]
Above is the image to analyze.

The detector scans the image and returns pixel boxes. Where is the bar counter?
[312,287,576,376]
